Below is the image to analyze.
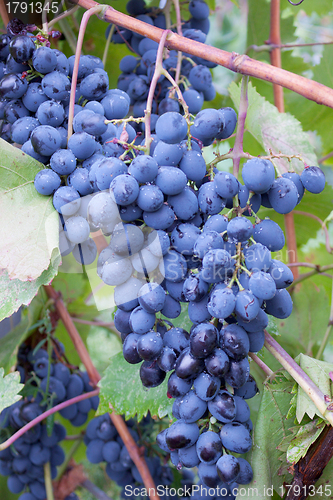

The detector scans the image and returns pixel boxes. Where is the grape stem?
[232,75,248,179]
[247,40,333,55]
[249,352,274,377]
[81,479,113,500]
[293,210,332,254]
[102,23,115,67]
[0,389,99,451]
[69,0,333,108]
[316,279,333,360]
[288,264,333,288]
[209,150,305,170]
[144,30,170,154]
[172,0,183,84]
[43,285,160,500]
[44,462,55,500]
[56,435,84,480]
[264,331,333,426]
[67,4,107,144]
[48,5,80,29]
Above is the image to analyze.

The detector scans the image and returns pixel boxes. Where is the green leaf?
[0,368,24,413]
[98,352,173,421]
[0,294,44,371]
[0,254,61,323]
[295,353,332,422]
[286,419,325,464]
[0,139,60,281]
[229,81,318,174]
[271,282,330,358]
[242,378,294,498]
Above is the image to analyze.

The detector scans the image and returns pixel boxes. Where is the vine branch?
[67,0,333,108]
[264,332,333,426]
[43,285,160,500]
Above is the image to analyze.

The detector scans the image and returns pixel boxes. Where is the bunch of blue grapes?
[107,0,216,124]
[84,412,194,498]
[0,405,66,500]
[0,338,99,500]
[16,340,99,426]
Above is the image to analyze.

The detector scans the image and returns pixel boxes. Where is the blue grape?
[73,109,107,136]
[189,0,210,20]
[183,88,204,113]
[153,140,183,166]
[179,445,200,468]
[236,458,253,484]
[220,422,252,454]
[253,219,285,251]
[137,330,164,361]
[227,216,253,243]
[207,287,236,319]
[268,177,298,214]
[34,169,61,196]
[41,71,71,101]
[155,112,188,144]
[189,65,212,92]
[244,243,271,272]
[214,171,239,198]
[235,290,260,322]
[225,357,250,389]
[300,166,325,193]
[190,323,218,359]
[137,184,164,212]
[216,454,240,484]
[183,273,209,302]
[282,171,304,203]
[205,348,229,378]
[139,359,166,388]
[201,249,233,284]
[10,116,39,144]
[249,271,276,299]
[30,125,62,156]
[167,371,192,398]
[32,46,57,73]
[68,167,94,196]
[110,174,139,206]
[175,347,205,379]
[179,150,207,182]
[234,396,251,423]
[128,155,158,183]
[188,296,211,324]
[265,288,293,319]
[242,158,275,194]
[168,186,199,221]
[166,420,200,450]
[269,259,294,288]
[138,283,166,313]
[80,72,109,100]
[216,107,237,140]
[68,131,96,160]
[102,441,121,463]
[171,223,201,255]
[129,306,156,334]
[37,100,65,127]
[155,166,187,195]
[197,463,221,488]
[193,372,220,401]
[0,73,28,99]
[4,98,29,124]
[53,186,80,215]
[9,34,35,63]
[50,149,76,175]
[203,214,228,234]
[221,324,250,360]
[87,439,105,464]
[178,390,207,423]
[160,249,188,282]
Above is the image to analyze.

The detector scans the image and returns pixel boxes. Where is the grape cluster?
[85,412,194,498]
[0,407,66,500]
[0,5,327,498]
[0,339,99,500]
[16,340,99,426]
[109,0,216,123]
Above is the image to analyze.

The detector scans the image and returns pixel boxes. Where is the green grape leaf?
[242,378,294,498]
[98,352,173,421]
[295,353,332,423]
[0,139,60,281]
[229,81,318,174]
[0,368,24,413]
[0,254,61,323]
[286,419,326,464]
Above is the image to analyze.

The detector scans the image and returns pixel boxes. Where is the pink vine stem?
[67,4,106,143]
[0,389,100,451]
[232,75,248,179]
